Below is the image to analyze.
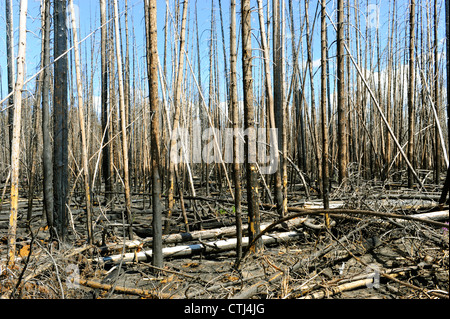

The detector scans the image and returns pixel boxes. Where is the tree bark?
[337,0,348,185]
[439,0,450,204]
[166,0,188,234]
[100,0,112,208]
[41,0,54,233]
[230,0,242,263]
[113,0,133,239]
[242,0,262,252]
[53,0,69,242]
[69,0,94,244]
[407,0,416,188]
[305,0,321,188]
[256,0,283,217]
[433,0,441,185]
[145,0,163,268]
[272,0,286,217]
[6,0,15,161]
[320,0,330,227]
[8,0,28,267]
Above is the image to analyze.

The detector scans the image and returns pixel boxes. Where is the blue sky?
[0,0,447,112]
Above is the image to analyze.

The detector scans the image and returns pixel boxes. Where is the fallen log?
[77,278,176,299]
[96,230,302,264]
[299,277,390,299]
[394,210,449,225]
[100,217,308,254]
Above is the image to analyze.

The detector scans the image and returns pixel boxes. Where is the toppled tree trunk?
[97,230,302,264]
[77,278,176,299]
[100,216,307,254]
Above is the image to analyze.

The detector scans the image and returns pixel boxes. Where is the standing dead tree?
[145,0,163,268]
[41,0,54,233]
[320,0,330,227]
[242,0,262,252]
[407,0,416,188]
[7,0,28,267]
[113,0,133,239]
[230,0,242,262]
[256,0,283,217]
[439,0,450,205]
[166,0,188,234]
[69,0,94,244]
[337,0,348,186]
[53,0,70,242]
[100,0,113,209]
[5,0,14,161]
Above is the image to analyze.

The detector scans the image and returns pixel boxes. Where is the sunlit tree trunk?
[8,0,28,267]
[337,0,348,185]
[230,0,242,262]
[407,0,416,188]
[69,0,93,244]
[113,0,133,239]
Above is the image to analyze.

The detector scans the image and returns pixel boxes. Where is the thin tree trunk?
[272,0,285,217]
[100,0,112,207]
[69,0,93,244]
[7,0,28,267]
[320,0,330,227]
[53,0,69,242]
[41,0,54,233]
[408,0,416,188]
[6,0,15,161]
[26,61,43,221]
[145,0,163,268]
[337,0,348,186]
[230,0,242,263]
[433,0,441,184]
[167,0,188,234]
[242,0,262,252]
[113,0,133,239]
[439,0,450,204]
[305,0,321,188]
[256,0,283,217]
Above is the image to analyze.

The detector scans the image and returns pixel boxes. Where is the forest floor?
[0,176,448,300]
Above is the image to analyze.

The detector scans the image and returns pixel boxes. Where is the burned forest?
[0,0,449,302]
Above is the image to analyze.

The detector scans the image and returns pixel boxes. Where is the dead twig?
[77,278,177,298]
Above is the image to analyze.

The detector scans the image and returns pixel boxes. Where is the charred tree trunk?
[113,0,133,239]
[145,0,163,268]
[242,0,262,252]
[439,0,450,205]
[42,0,54,232]
[6,0,14,161]
[100,0,112,208]
[320,0,330,226]
[230,0,242,262]
[53,0,69,241]
[272,0,286,217]
[69,0,94,244]
[337,0,348,186]
[407,0,416,188]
